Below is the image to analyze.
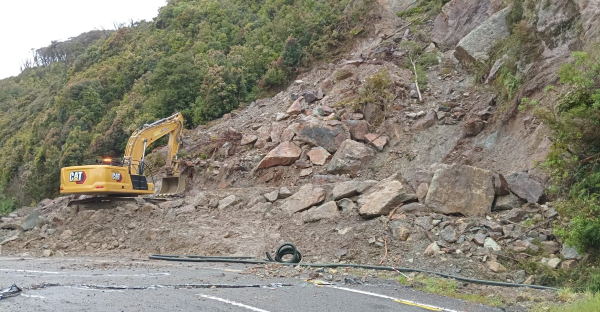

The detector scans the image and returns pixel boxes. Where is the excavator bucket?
[158,176,185,195]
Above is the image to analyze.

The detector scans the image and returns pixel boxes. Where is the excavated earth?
[2,0,595,310]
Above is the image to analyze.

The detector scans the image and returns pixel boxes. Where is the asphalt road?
[0,256,501,312]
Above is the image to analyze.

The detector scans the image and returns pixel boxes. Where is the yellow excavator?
[60,112,186,196]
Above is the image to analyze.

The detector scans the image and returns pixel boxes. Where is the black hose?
[149,243,559,291]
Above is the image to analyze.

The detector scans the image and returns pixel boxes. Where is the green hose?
[149,242,559,291]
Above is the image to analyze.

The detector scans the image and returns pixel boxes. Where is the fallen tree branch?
[379,236,389,265]
[408,54,423,102]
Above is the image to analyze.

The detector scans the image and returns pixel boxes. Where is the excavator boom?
[60,113,185,196]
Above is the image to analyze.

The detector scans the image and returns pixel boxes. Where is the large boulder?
[296,120,350,153]
[454,5,511,64]
[506,171,544,203]
[359,179,417,218]
[327,140,375,177]
[307,147,331,166]
[280,184,325,215]
[257,142,302,169]
[432,0,504,48]
[425,164,495,216]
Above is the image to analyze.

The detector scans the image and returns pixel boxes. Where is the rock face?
[327,140,375,177]
[280,184,325,215]
[454,6,511,64]
[359,180,417,218]
[296,120,350,153]
[425,164,495,216]
[506,172,544,204]
[432,0,504,48]
[302,201,339,223]
[258,142,302,169]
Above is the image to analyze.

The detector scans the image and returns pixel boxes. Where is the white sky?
[0,0,168,79]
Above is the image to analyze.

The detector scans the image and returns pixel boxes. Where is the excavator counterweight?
[59,113,185,196]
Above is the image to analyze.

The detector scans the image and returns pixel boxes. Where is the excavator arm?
[122,112,184,177]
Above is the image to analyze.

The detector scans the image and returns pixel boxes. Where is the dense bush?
[536,48,600,289]
[0,0,373,211]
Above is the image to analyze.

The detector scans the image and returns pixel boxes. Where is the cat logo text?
[69,171,86,184]
[112,173,123,182]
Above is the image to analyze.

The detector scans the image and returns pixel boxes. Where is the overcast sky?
[0,0,168,79]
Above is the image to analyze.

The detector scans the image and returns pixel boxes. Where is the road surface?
[0,256,501,311]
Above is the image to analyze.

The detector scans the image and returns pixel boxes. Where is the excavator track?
[68,196,174,212]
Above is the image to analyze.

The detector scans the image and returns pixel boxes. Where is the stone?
[424,242,441,256]
[307,147,332,166]
[240,134,258,146]
[275,112,290,122]
[300,168,313,177]
[389,221,411,241]
[270,122,286,144]
[484,237,501,251]
[332,181,361,200]
[42,249,53,257]
[327,140,375,177]
[208,198,219,209]
[504,208,528,223]
[337,198,357,213]
[463,116,484,136]
[343,120,370,142]
[541,241,559,254]
[159,199,184,209]
[561,260,578,270]
[357,180,378,193]
[425,164,495,216]
[264,190,279,203]
[541,257,561,269]
[487,261,507,273]
[359,180,417,218]
[175,205,196,215]
[303,90,318,104]
[473,233,487,246]
[561,246,583,260]
[20,210,41,231]
[399,202,430,214]
[257,142,302,169]
[279,187,293,199]
[411,110,437,131]
[479,220,503,232]
[302,201,339,223]
[296,120,350,153]
[432,0,504,48]
[506,172,544,204]
[218,195,239,210]
[454,6,511,64]
[287,97,304,115]
[486,54,508,83]
[414,216,434,231]
[440,226,459,243]
[280,184,325,215]
[494,193,523,211]
[364,133,388,152]
[281,125,297,142]
[410,90,419,99]
[511,240,539,253]
[416,183,429,202]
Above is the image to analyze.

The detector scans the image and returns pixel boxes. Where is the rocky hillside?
[2,0,600,309]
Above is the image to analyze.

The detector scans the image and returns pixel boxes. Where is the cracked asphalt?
[0,256,502,311]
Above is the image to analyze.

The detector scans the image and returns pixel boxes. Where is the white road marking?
[326,285,460,312]
[0,268,169,277]
[197,294,272,312]
[21,294,47,299]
